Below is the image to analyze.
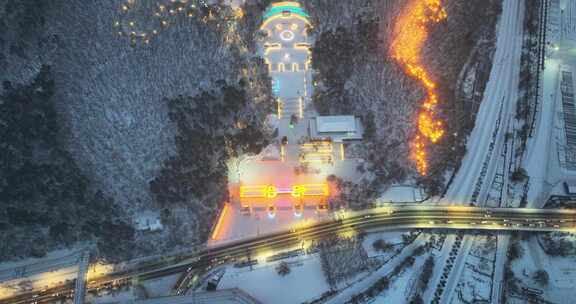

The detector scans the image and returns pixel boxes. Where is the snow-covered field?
[372,250,431,304]
[140,274,181,298]
[507,236,576,304]
[449,234,497,303]
[362,231,406,259]
[219,254,330,304]
[378,185,425,203]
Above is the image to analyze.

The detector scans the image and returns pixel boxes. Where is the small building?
[309,115,364,142]
[135,211,163,231]
[564,182,576,195]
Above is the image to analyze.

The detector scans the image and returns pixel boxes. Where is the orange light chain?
[391,0,447,175]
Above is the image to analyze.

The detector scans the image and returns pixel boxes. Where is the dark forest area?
[0,66,134,261]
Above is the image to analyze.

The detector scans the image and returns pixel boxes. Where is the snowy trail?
[420,234,457,301]
[443,0,523,206]
[524,59,561,207]
[491,234,510,303]
[325,236,425,304]
[433,0,525,303]
[438,236,474,304]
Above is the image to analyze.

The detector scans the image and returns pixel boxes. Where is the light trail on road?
[390,0,447,175]
[5,206,576,304]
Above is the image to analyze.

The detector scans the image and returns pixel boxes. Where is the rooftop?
[309,116,364,142]
[316,115,357,133]
[263,2,310,21]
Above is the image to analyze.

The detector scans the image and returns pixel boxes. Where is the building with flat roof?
[309,115,364,142]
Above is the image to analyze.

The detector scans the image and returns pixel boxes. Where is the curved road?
[3,205,575,304]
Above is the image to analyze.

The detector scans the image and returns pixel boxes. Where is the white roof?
[566,182,576,194]
[135,212,163,231]
[316,116,356,133]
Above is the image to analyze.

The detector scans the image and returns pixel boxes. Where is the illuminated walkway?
[390,0,447,175]
[212,1,329,243]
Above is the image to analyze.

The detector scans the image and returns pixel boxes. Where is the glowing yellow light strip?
[266,185,278,198]
[240,185,278,198]
[241,184,328,199]
[292,185,304,197]
[302,184,329,196]
[272,2,302,8]
[240,185,268,198]
[302,141,331,146]
[301,141,332,147]
[340,143,345,161]
[264,43,282,56]
[292,184,329,197]
[294,43,311,51]
[265,58,272,72]
[299,156,333,164]
[277,98,283,118]
[260,14,311,31]
[300,151,333,157]
[301,145,332,152]
[293,63,300,72]
[211,203,230,240]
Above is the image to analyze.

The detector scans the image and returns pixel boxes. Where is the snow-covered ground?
[362,231,406,259]
[214,2,367,243]
[0,249,83,300]
[325,233,425,304]
[507,237,576,304]
[372,250,431,304]
[214,231,423,304]
[89,288,135,304]
[0,265,79,299]
[140,274,181,298]
[448,234,497,304]
[209,203,333,245]
[219,254,330,304]
[441,0,524,206]
[86,274,179,303]
[377,185,426,203]
[430,1,526,303]
[525,0,576,207]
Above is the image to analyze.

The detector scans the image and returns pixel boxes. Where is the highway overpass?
[3,206,575,304]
